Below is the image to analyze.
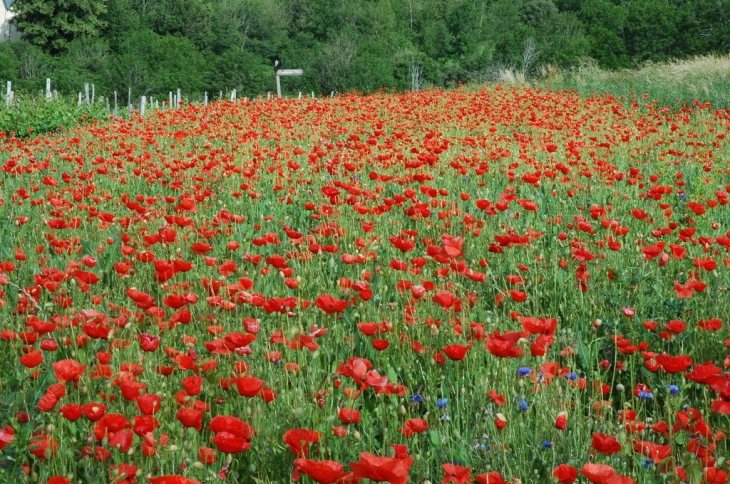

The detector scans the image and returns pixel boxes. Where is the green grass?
[539,54,730,110]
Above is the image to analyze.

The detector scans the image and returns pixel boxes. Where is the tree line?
[1,0,729,99]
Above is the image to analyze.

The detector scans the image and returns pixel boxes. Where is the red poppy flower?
[685,362,721,383]
[698,318,722,331]
[283,429,322,457]
[47,477,71,484]
[554,411,567,430]
[133,415,160,436]
[59,404,83,421]
[581,463,616,483]
[441,463,471,484]
[19,350,43,368]
[29,433,58,458]
[552,464,577,484]
[315,294,349,314]
[293,458,351,484]
[706,468,729,484]
[657,353,692,373]
[176,408,203,431]
[210,431,251,453]
[350,450,413,484]
[372,339,390,350]
[208,416,255,440]
[148,476,202,484]
[488,390,505,406]
[442,344,471,361]
[621,307,635,317]
[338,408,361,425]
[494,413,507,430]
[137,394,162,415]
[485,331,523,358]
[432,291,456,309]
[475,472,507,484]
[400,419,429,437]
[235,376,265,397]
[190,242,213,255]
[182,376,203,396]
[591,432,622,455]
[509,290,527,302]
[632,440,671,464]
[0,425,15,451]
[52,358,87,383]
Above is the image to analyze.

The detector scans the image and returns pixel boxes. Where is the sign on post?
[275,64,303,98]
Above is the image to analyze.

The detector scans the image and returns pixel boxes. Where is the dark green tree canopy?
[10,0,108,54]
[3,0,730,97]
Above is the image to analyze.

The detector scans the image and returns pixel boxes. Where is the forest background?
[1,0,729,99]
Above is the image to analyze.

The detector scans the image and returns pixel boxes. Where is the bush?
[0,93,109,139]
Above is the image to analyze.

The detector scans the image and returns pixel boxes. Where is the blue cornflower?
[638,390,653,400]
[518,399,528,411]
[565,372,578,381]
[667,384,679,395]
[436,398,449,409]
[517,367,532,377]
[642,458,653,469]
[542,441,552,449]
[411,394,423,403]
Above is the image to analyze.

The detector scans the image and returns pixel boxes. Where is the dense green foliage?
[0,94,109,138]
[2,0,730,99]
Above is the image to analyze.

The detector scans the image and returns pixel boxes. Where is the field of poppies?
[1,86,729,484]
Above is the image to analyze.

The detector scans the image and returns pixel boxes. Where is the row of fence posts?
[4,79,338,115]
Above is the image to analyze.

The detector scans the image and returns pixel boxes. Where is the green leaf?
[429,429,442,447]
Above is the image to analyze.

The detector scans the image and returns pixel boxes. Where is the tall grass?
[536,54,730,110]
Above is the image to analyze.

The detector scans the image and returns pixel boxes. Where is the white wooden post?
[298,91,302,100]
[45,78,51,101]
[311,91,315,99]
[230,89,236,102]
[275,68,303,98]
[140,96,146,117]
[176,88,181,109]
[84,83,90,104]
[5,81,11,107]
[78,92,83,106]
[113,91,118,117]
[91,84,95,105]
[204,92,208,106]
[127,87,132,111]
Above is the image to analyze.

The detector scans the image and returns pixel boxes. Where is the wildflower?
[638,390,653,400]
[667,384,679,395]
[518,399,528,412]
[411,394,423,403]
[436,398,448,409]
[517,367,532,377]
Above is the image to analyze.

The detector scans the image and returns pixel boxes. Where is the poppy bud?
[495,413,507,430]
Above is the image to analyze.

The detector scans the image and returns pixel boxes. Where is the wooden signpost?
[275,65,303,98]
